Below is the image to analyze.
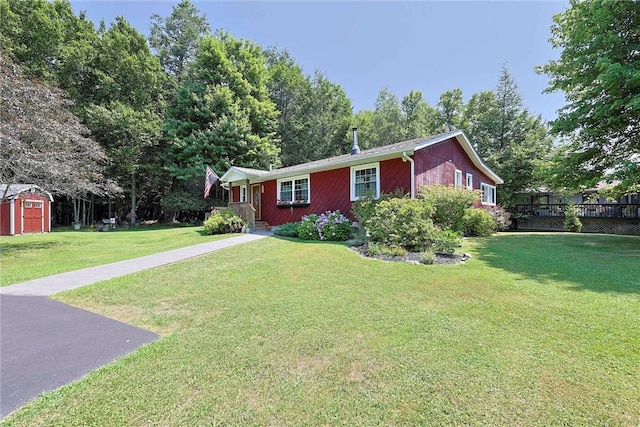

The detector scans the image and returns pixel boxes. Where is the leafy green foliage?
[420,251,436,265]
[563,203,582,233]
[203,209,244,235]
[417,185,478,232]
[432,229,463,254]
[367,197,436,251]
[461,208,497,237]
[149,0,210,80]
[350,192,378,231]
[165,33,280,183]
[538,0,640,195]
[273,222,300,238]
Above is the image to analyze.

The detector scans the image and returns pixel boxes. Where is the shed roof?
[0,184,54,201]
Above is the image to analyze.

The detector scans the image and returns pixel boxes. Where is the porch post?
[245,178,250,226]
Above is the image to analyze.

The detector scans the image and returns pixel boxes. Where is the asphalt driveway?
[0,232,270,419]
[0,295,159,418]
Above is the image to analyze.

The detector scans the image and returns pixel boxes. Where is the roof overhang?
[0,184,54,202]
[221,130,503,186]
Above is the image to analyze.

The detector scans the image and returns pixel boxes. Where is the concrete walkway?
[0,232,269,296]
[0,232,270,419]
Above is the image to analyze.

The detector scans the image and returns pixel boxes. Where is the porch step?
[253,221,271,231]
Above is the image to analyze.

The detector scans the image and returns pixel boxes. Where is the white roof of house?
[221,130,503,185]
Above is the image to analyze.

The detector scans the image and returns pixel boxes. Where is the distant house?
[220,130,503,228]
[0,184,53,236]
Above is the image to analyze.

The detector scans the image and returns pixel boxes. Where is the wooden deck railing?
[228,202,256,228]
[514,204,640,219]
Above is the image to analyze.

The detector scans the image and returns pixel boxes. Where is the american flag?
[204,166,219,199]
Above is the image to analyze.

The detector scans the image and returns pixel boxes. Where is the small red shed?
[0,184,53,236]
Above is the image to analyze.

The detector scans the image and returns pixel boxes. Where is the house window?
[277,175,310,204]
[239,185,247,202]
[351,162,380,200]
[466,173,473,190]
[481,183,496,205]
[455,169,463,188]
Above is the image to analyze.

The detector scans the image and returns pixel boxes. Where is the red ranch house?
[220,130,503,229]
[0,184,53,236]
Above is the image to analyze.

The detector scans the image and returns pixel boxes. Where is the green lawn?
[0,225,234,286]
[3,233,640,425]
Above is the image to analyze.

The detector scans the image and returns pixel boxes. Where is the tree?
[165,33,280,182]
[371,87,404,147]
[265,48,314,166]
[437,88,466,130]
[401,90,442,140]
[149,0,210,80]
[537,0,640,195]
[0,56,118,204]
[306,71,353,160]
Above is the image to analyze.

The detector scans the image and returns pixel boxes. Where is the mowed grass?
[0,225,234,286]
[3,233,640,425]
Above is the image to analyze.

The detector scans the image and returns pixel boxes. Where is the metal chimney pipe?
[351,127,361,155]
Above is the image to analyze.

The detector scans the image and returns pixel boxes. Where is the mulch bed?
[349,244,470,265]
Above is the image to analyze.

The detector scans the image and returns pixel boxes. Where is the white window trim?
[277,174,311,203]
[350,162,381,201]
[481,182,496,205]
[239,185,247,203]
[454,169,463,188]
[466,173,473,190]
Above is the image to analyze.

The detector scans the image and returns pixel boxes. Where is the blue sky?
[70,1,568,122]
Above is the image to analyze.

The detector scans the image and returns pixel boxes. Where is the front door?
[251,184,261,220]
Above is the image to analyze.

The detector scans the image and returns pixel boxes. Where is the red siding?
[0,202,11,235]
[380,158,411,195]
[262,168,353,225]
[414,137,495,190]
[0,193,51,235]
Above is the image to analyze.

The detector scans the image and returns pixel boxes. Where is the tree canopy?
[0,55,118,200]
[538,0,640,195]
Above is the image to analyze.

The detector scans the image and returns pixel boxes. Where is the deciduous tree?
[538,0,640,195]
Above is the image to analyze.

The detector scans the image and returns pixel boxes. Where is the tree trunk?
[130,175,137,225]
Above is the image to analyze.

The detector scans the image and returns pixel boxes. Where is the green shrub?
[462,208,497,237]
[564,203,582,233]
[367,242,382,256]
[432,229,462,254]
[380,245,408,257]
[418,185,479,232]
[366,242,408,257]
[298,214,320,240]
[367,197,436,251]
[273,222,300,237]
[350,193,378,231]
[203,210,244,235]
[421,251,436,265]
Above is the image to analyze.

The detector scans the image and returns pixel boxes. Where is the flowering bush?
[298,214,320,240]
[299,211,352,241]
[203,210,244,235]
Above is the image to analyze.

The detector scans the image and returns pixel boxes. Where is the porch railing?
[514,204,640,219]
[228,202,256,228]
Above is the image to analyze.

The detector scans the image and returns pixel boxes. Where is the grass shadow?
[0,241,60,256]
[471,232,640,294]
